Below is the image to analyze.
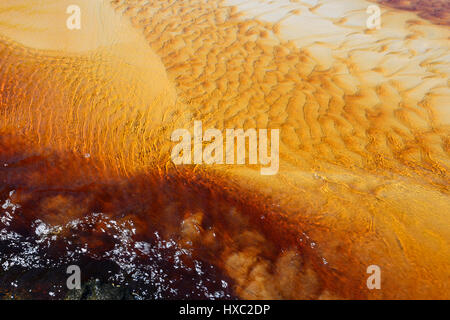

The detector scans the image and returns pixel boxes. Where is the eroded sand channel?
[0,0,449,299]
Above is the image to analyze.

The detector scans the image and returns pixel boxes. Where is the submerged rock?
[66,279,134,300]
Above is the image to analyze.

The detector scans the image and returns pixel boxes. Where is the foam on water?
[0,0,449,299]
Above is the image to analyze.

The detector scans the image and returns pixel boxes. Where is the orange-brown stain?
[0,0,449,299]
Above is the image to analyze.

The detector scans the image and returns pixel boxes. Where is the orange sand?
[0,0,449,299]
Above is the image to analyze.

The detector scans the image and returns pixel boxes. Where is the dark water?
[0,141,237,299]
[0,134,335,300]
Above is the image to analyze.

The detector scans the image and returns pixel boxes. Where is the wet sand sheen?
[0,0,449,299]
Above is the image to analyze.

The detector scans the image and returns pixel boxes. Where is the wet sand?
[0,0,449,299]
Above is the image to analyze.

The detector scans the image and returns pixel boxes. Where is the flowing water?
[0,0,449,299]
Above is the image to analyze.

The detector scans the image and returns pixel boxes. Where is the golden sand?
[0,0,449,299]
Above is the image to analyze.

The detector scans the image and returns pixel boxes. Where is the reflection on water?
[0,214,233,299]
[0,136,342,300]
[0,169,235,299]
[0,0,449,300]
[0,137,236,300]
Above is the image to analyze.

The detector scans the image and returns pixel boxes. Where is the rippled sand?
[0,0,449,299]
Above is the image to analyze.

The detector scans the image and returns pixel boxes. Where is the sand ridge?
[0,0,448,299]
[113,0,450,299]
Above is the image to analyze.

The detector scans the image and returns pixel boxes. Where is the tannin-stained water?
[0,0,449,299]
[0,136,335,299]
